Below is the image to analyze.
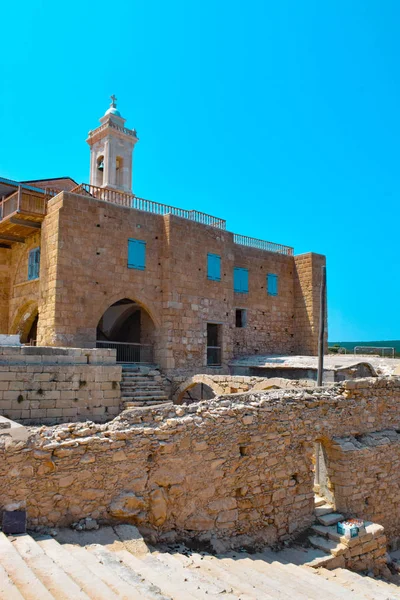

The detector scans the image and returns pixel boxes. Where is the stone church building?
[0,98,326,374]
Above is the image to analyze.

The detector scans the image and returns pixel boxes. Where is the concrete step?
[120,548,234,600]
[258,550,367,600]
[317,513,345,527]
[36,535,120,600]
[86,544,172,600]
[0,533,56,600]
[0,562,26,600]
[153,551,242,600]
[171,549,286,599]
[63,543,146,600]
[308,536,347,556]
[315,504,335,517]
[11,534,91,600]
[318,567,400,600]
[236,554,357,600]
[216,555,315,599]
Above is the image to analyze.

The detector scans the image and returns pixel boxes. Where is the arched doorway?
[179,383,216,405]
[96,298,156,363]
[10,303,38,345]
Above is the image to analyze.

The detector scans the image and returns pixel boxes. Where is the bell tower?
[86,96,139,193]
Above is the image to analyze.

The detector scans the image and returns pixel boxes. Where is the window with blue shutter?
[267,273,278,296]
[28,247,40,280]
[234,267,249,293]
[128,238,146,270]
[207,253,221,281]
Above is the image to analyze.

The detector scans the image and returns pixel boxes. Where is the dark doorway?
[207,323,222,366]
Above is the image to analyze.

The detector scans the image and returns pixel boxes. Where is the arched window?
[116,156,123,187]
[96,155,104,186]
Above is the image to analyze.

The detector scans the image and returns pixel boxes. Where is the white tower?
[86,96,138,193]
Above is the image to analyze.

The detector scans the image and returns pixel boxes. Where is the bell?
[98,160,104,171]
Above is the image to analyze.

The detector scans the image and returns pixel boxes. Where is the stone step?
[63,543,146,600]
[124,400,170,408]
[119,548,232,600]
[318,567,400,600]
[86,544,172,600]
[314,495,327,508]
[11,534,91,600]
[257,551,366,600]
[171,549,285,600]
[263,546,335,569]
[0,562,26,600]
[36,536,120,600]
[237,554,356,600]
[308,536,347,557]
[315,504,335,517]
[123,396,169,402]
[311,524,344,543]
[153,551,242,600]
[317,513,345,527]
[0,533,56,600]
[122,393,168,400]
[216,555,316,599]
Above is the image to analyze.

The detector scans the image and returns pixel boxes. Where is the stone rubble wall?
[325,429,400,544]
[1,377,400,554]
[0,346,121,424]
[171,373,305,403]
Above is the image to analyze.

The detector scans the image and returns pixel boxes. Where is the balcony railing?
[0,187,57,221]
[96,340,154,363]
[233,233,294,256]
[70,183,227,230]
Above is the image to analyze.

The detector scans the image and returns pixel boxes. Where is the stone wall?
[1,377,400,553]
[0,191,326,374]
[0,346,121,424]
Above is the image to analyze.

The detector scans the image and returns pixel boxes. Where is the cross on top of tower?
[110,94,117,107]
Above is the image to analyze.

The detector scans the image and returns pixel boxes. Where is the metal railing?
[70,183,227,230]
[0,186,55,221]
[233,233,294,256]
[96,340,154,363]
[207,346,222,366]
[354,346,395,358]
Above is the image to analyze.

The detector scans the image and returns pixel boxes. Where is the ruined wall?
[1,377,400,551]
[324,429,400,543]
[0,346,121,424]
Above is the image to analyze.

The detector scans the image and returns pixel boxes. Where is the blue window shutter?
[241,268,249,293]
[28,247,40,280]
[207,253,221,281]
[128,239,146,270]
[234,267,249,293]
[268,273,278,296]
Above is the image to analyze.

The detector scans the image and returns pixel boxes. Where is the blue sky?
[1,0,398,341]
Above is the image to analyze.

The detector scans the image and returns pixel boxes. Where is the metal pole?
[317,265,327,387]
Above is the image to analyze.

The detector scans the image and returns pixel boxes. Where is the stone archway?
[96,297,157,363]
[173,375,225,405]
[10,301,39,344]
[250,377,292,392]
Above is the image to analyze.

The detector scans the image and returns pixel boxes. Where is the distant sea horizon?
[329,340,400,357]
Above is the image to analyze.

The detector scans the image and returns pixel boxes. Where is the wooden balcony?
[0,187,54,247]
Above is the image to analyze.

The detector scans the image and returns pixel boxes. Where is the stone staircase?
[1,524,400,599]
[120,365,170,409]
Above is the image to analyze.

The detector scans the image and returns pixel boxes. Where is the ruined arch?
[250,377,293,392]
[173,375,225,405]
[10,301,39,344]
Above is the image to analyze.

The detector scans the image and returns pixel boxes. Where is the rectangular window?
[267,273,278,296]
[235,309,247,328]
[207,253,221,281]
[207,323,222,366]
[28,247,40,280]
[234,267,249,293]
[128,238,146,270]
